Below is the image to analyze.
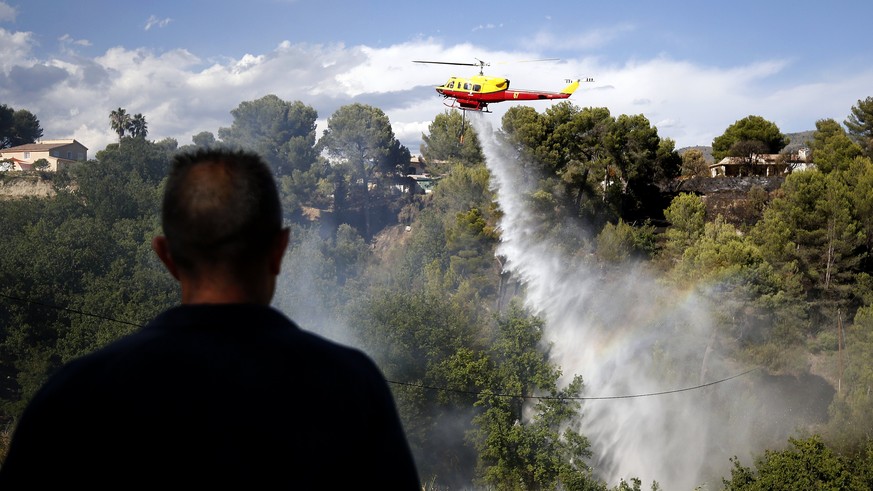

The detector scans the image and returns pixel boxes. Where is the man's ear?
[269,228,290,276]
[152,236,181,280]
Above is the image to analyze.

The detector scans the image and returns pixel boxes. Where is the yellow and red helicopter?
[413,58,591,112]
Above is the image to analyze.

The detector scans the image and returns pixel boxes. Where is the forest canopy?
[2,95,873,490]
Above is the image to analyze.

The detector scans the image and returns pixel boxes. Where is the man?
[0,148,420,488]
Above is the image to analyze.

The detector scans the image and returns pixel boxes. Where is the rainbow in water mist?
[470,114,825,489]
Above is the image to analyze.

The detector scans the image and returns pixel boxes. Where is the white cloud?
[0,28,34,71]
[59,34,92,49]
[3,28,872,157]
[0,2,16,22]
[472,23,501,32]
[144,15,172,31]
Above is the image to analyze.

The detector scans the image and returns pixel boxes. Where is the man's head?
[152,148,289,304]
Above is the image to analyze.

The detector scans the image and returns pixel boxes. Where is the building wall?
[0,140,88,172]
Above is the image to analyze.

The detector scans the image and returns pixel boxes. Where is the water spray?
[470,113,816,489]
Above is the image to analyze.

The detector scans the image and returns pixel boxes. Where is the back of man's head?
[161,148,282,279]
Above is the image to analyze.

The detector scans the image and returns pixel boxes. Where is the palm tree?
[128,113,148,139]
[109,107,130,140]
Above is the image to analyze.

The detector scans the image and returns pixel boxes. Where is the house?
[0,139,88,172]
[404,156,445,194]
[709,148,812,177]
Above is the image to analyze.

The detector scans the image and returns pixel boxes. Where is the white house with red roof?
[0,139,88,172]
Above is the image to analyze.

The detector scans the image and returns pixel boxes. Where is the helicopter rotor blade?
[496,58,560,65]
[413,60,480,67]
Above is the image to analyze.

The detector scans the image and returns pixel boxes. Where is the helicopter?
[413,58,592,112]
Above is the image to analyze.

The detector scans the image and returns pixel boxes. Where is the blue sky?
[2,0,873,155]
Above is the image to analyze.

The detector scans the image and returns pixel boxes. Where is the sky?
[2,0,873,157]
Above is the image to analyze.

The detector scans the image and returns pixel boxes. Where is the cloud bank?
[1,9,871,158]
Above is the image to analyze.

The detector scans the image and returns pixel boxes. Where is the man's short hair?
[161,148,282,275]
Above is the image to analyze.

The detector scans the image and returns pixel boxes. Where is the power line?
[1,292,759,401]
[387,367,759,401]
[0,292,145,328]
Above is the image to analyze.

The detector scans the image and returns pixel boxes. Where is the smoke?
[274,225,360,348]
[471,114,829,489]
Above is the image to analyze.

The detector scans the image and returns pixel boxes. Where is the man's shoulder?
[143,303,381,372]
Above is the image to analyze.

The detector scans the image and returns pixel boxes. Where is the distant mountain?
[677,145,714,163]
[784,131,815,151]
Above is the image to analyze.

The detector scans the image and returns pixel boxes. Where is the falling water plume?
[470,113,827,489]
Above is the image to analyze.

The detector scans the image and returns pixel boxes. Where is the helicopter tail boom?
[561,79,581,95]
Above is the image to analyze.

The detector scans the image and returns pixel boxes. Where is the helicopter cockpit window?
[447,81,454,88]
[463,83,471,90]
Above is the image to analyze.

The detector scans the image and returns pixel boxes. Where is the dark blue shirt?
[0,304,420,489]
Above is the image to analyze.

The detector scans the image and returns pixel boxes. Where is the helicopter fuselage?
[435,75,580,111]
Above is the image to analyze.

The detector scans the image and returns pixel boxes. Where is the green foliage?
[109,107,130,140]
[218,95,319,178]
[192,131,216,149]
[31,159,49,170]
[844,96,873,159]
[712,115,788,161]
[128,113,148,139]
[445,208,498,292]
[681,148,709,176]
[811,119,864,174]
[500,102,678,227]
[421,110,484,168]
[751,169,866,327]
[468,305,602,491]
[0,139,177,425]
[428,162,495,217]
[0,104,43,149]
[824,306,873,451]
[722,436,867,490]
[596,219,656,263]
[215,95,324,220]
[9,93,873,490]
[272,224,369,336]
[320,103,410,238]
[661,193,706,261]
[345,288,481,486]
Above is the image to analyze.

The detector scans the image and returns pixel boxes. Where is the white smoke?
[471,113,817,489]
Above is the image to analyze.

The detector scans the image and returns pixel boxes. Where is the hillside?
[0,174,55,199]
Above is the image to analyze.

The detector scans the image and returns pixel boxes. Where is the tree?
[444,207,499,297]
[320,103,410,238]
[723,436,866,490]
[751,169,866,328]
[712,115,788,161]
[811,119,864,174]
[347,288,482,488]
[109,107,131,140]
[500,103,677,227]
[421,110,483,168]
[218,95,319,178]
[127,113,148,139]
[192,131,216,149]
[468,305,601,490]
[0,136,176,428]
[9,109,43,147]
[0,104,12,147]
[596,218,656,263]
[0,104,43,148]
[661,192,706,261]
[844,96,873,159]
[77,137,170,222]
[681,148,709,177]
[32,158,50,171]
